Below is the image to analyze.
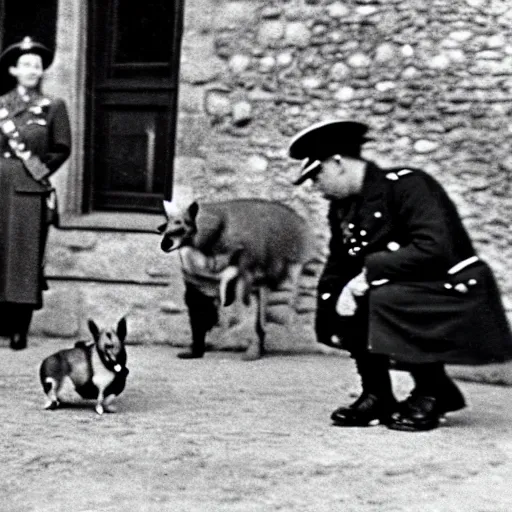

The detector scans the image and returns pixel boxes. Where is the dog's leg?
[43,377,61,410]
[102,394,118,413]
[284,263,303,325]
[180,282,218,359]
[243,285,267,361]
[95,388,106,415]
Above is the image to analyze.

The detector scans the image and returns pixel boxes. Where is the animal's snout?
[161,235,175,252]
[160,227,187,252]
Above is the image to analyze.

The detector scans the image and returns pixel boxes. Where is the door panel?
[86,0,183,212]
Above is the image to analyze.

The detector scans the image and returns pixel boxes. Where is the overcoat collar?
[355,161,392,217]
[360,160,388,202]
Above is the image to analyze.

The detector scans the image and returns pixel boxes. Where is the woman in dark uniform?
[0,37,71,350]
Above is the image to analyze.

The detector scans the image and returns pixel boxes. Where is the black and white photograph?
[1,0,511,510]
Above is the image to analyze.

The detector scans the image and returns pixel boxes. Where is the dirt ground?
[1,337,511,512]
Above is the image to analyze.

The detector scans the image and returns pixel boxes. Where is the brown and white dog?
[39,317,129,414]
[157,198,315,360]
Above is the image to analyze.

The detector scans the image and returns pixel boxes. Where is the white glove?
[345,270,369,297]
[335,286,358,316]
[335,270,369,316]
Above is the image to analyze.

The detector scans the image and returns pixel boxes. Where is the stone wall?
[176,0,512,316]
[31,0,512,348]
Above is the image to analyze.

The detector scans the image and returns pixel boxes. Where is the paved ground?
[1,338,511,512]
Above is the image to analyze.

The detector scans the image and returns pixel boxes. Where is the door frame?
[83,0,184,214]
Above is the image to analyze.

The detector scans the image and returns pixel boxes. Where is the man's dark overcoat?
[316,161,512,365]
[0,89,71,313]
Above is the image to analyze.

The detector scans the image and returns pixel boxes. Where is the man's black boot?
[331,392,397,427]
[388,394,440,431]
[331,354,397,427]
[388,363,466,432]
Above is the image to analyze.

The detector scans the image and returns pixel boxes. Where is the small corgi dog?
[39,317,129,415]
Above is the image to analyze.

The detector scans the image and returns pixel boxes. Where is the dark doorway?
[85,0,183,213]
[0,0,58,52]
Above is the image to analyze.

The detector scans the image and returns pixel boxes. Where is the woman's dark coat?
[316,161,512,365]
[0,89,71,310]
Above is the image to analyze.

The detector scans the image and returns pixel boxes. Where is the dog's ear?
[156,222,167,234]
[188,201,199,221]
[88,319,100,341]
[116,317,127,342]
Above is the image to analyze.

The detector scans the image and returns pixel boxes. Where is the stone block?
[178,84,205,114]
[258,20,285,46]
[181,33,224,84]
[204,89,232,117]
[285,22,312,48]
[31,286,82,338]
[176,114,212,157]
[213,1,259,30]
[229,54,252,74]
[231,101,253,126]
[414,139,440,153]
[347,52,372,68]
[47,231,173,283]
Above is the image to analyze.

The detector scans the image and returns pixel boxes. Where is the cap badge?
[20,37,34,50]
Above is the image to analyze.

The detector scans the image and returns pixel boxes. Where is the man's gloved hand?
[335,270,369,316]
[335,286,358,316]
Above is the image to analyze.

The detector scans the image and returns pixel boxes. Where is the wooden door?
[85,0,183,212]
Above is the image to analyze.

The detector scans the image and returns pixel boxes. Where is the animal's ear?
[156,222,167,234]
[88,319,100,341]
[116,317,127,342]
[188,201,199,221]
[163,200,180,218]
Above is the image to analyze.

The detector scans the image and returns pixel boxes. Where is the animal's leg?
[102,394,118,413]
[180,282,219,359]
[43,377,61,410]
[95,388,106,415]
[285,263,303,324]
[243,286,268,361]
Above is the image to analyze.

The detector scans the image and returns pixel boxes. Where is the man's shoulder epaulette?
[385,168,417,181]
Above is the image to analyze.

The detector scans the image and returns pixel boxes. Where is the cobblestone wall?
[177,0,512,313]
[30,0,511,346]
